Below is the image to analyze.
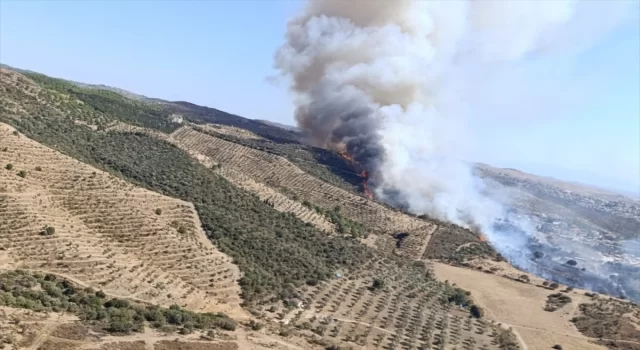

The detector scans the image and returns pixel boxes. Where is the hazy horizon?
[1,0,638,195]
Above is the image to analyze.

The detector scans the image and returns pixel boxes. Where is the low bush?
[0,270,235,334]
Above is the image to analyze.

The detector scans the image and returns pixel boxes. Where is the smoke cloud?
[275,0,635,296]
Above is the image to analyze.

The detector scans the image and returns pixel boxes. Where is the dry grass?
[99,341,148,350]
[154,340,238,350]
[433,262,610,350]
[50,322,90,340]
[37,339,81,350]
[0,123,244,317]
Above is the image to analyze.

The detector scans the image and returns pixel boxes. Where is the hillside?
[1,67,638,350]
[476,164,640,301]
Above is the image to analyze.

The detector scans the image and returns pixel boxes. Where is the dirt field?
[0,123,244,318]
[433,262,608,350]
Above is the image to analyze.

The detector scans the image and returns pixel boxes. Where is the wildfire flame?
[337,150,374,200]
[338,151,354,163]
[360,170,374,200]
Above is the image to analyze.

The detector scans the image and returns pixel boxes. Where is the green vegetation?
[155,208,162,215]
[444,286,472,307]
[423,221,497,262]
[571,298,640,344]
[23,72,180,133]
[4,164,12,170]
[0,72,371,302]
[545,293,572,312]
[470,304,484,318]
[371,278,385,290]
[40,226,55,236]
[303,202,366,237]
[495,328,520,350]
[0,270,235,334]
[193,125,360,194]
[17,170,26,178]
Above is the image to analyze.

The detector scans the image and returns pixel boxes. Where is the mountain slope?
[0,123,243,316]
[1,66,638,350]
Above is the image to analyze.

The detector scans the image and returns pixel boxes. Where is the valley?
[0,67,638,350]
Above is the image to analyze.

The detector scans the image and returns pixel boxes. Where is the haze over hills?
[1,66,639,350]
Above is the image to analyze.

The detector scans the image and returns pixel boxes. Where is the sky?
[1,0,638,195]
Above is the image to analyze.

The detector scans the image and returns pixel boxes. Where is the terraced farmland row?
[217,167,336,233]
[0,124,244,317]
[170,126,435,259]
[265,259,516,350]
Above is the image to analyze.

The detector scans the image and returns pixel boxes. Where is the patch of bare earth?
[433,262,609,350]
[0,123,245,319]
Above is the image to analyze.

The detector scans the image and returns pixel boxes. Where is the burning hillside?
[338,150,374,200]
[275,0,634,299]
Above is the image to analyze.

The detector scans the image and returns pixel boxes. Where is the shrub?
[566,260,577,267]
[446,287,472,307]
[545,293,572,312]
[108,309,135,333]
[179,322,195,334]
[12,130,18,136]
[40,226,55,236]
[214,318,236,331]
[155,208,162,215]
[372,278,385,290]
[549,282,560,290]
[248,320,263,331]
[5,164,12,170]
[470,304,484,318]
[17,170,26,178]
[104,298,130,308]
[35,166,42,171]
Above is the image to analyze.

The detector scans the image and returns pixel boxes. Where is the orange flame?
[337,151,374,200]
[360,170,374,200]
[338,151,354,163]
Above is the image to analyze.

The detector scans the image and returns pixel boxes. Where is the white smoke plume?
[274,0,634,279]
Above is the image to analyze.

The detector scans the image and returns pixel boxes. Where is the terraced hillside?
[262,258,517,350]
[170,126,437,259]
[0,123,243,316]
[2,67,637,350]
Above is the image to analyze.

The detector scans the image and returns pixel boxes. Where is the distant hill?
[1,65,637,350]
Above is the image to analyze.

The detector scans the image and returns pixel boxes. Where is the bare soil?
[433,262,608,350]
